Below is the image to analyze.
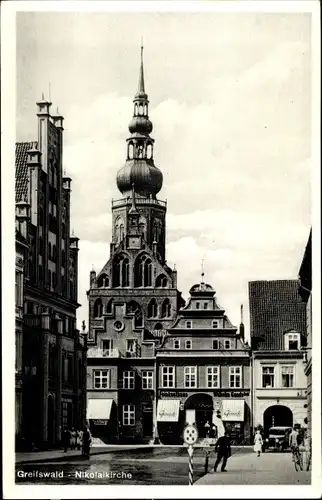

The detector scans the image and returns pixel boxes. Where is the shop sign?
[160,391,188,398]
[213,390,249,398]
[92,419,108,425]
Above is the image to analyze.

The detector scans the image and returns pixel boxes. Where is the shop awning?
[157,399,180,422]
[87,398,113,420]
[221,400,244,421]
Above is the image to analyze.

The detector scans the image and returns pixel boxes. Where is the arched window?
[114,217,125,245]
[135,254,152,287]
[153,218,163,243]
[134,104,138,116]
[138,216,146,238]
[156,274,168,288]
[127,300,140,315]
[120,224,125,242]
[138,104,144,116]
[97,274,109,288]
[93,299,103,318]
[148,299,158,318]
[161,298,171,318]
[154,322,163,330]
[146,143,153,159]
[113,254,130,287]
[106,299,113,314]
[128,142,134,160]
[144,104,148,115]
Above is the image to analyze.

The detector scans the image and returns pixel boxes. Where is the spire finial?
[41,92,45,100]
[137,38,145,95]
[201,258,205,282]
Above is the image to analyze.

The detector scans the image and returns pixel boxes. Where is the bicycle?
[291,445,303,471]
[305,445,312,472]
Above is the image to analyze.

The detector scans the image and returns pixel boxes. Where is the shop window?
[281,365,294,388]
[142,370,153,389]
[174,339,180,349]
[185,340,192,349]
[262,366,275,388]
[123,371,135,389]
[184,366,197,388]
[229,366,242,388]
[207,366,220,388]
[161,366,175,388]
[123,404,135,426]
[93,369,110,389]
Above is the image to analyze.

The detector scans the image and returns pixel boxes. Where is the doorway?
[185,393,214,440]
[263,405,293,434]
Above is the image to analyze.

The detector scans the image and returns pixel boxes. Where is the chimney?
[90,269,97,288]
[239,304,245,342]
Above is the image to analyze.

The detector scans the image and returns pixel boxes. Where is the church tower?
[86,47,184,443]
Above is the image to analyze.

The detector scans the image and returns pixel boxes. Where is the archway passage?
[263,404,293,434]
[47,396,55,446]
[185,393,214,439]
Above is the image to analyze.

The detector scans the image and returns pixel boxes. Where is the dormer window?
[174,339,180,349]
[204,303,208,309]
[186,321,192,329]
[212,321,218,329]
[285,332,300,350]
[196,302,200,309]
[185,340,192,349]
[213,340,219,350]
[224,340,231,349]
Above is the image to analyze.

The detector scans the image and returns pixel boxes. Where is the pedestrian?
[253,429,263,457]
[82,425,92,458]
[289,426,300,452]
[76,429,83,450]
[213,431,231,472]
[204,420,211,438]
[63,427,70,453]
[70,428,77,449]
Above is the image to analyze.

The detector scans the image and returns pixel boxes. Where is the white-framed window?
[186,321,192,329]
[212,339,219,350]
[161,366,175,388]
[142,370,153,389]
[224,340,231,349]
[126,339,137,355]
[212,320,218,329]
[122,404,135,426]
[123,370,135,389]
[93,369,110,389]
[184,366,197,388]
[174,339,180,349]
[206,366,220,388]
[196,302,200,309]
[185,340,192,349]
[285,332,300,350]
[262,366,275,388]
[229,366,242,388]
[281,365,295,388]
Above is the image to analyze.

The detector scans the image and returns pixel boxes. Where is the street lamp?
[81,320,88,428]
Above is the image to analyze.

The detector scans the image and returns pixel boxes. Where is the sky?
[16,9,312,340]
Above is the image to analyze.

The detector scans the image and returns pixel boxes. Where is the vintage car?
[264,426,292,452]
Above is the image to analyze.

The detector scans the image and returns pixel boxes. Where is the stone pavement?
[196,449,311,485]
[15,444,154,465]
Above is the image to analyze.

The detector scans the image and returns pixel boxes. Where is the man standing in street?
[289,426,300,451]
[213,431,231,472]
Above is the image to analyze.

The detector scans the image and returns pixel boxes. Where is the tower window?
[156,274,168,288]
[98,273,109,288]
[135,254,152,287]
[148,299,158,318]
[93,299,103,318]
[113,254,130,287]
[161,299,171,318]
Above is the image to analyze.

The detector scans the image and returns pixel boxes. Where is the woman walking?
[254,429,263,457]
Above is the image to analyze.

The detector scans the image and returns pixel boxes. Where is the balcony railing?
[112,197,167,208]
[87,347,122,358]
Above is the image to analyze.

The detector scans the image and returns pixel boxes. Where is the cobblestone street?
[196,449,311,485]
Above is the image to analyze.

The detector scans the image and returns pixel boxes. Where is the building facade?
[15,100,87,449]
[86,48,184,444]
[298,231,312,439]
[249,280,307,435]
[156,283,251,444]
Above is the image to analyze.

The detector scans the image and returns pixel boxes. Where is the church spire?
[137,40,146,97]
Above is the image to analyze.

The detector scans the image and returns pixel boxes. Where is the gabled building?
[156,281,251,444]
[15,100,86,449]
[86,47,184,444]
[249,280,307,436]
